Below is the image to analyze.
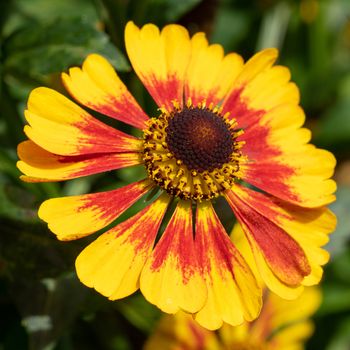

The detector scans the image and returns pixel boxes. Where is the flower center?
[142,101,244,201]
[166,107,234,173]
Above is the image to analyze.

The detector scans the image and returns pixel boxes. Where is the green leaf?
[2,0,98,37]
[3,17,129,82]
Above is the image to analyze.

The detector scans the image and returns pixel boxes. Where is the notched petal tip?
[127,20,139,29]
[124,21,139,42]
[161,23,190,38]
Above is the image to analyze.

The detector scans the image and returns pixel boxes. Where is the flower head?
[17,22,336,330]
[144,287,322,350]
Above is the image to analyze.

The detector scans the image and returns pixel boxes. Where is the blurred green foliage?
[1,0,350,349]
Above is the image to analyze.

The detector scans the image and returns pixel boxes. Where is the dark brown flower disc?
[166,107,234,172]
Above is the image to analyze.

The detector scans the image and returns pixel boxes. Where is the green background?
[1,0,350,349]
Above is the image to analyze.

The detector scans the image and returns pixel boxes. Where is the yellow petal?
[25,87,141,156]
[226,185,336,297]
[17,140,142,182]
[144,311,221,350]
[76,193,170,300]
[185,32,244,105]
[194,202,262,330]
[271,321,314,348]
[222,48,279,114]
[125,21,191,110]
[226,186,311,291]
[38,179,152,240]
[241,65,300,111]
[62,54,148,129]
[269,287,322,329]
[140,201,207,314]
[230,221,260,282]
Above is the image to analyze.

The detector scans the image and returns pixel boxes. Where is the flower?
[17,21,336,330]
[144,287,322,350]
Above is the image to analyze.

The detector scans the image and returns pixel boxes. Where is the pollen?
[142,101,245,201]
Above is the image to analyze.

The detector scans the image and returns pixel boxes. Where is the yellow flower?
[144,287,322,350]
[17,22,336,330]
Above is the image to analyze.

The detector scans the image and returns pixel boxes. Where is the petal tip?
[37,200,50,221]
[125,20,139,36]
[263,47,279,58]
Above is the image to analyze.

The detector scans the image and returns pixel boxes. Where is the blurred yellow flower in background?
[145,287,322,350]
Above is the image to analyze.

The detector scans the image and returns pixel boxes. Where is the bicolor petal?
[219,48,335,208]
[239,104,336,207]
[237,65,299,113]
[194,202,262,330]
[25,87,142,156]
[17,140,142,182]
[125,21,191,110]
[140,200,206,314]
[231,221,315,299]
[75,193,170,300]
[62,54,149,129]
[38,179,153,240]
[226,184,335,298]
[184,32,244,106]
[226,186,310,296]
[221,49,299,130]
[222,48,279,120]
